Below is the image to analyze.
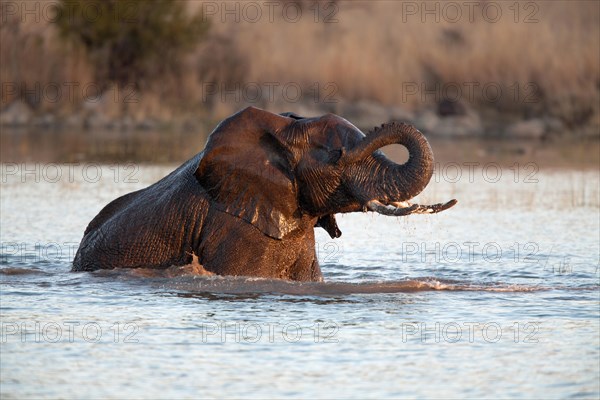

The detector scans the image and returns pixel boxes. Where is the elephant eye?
[327,148,345,164]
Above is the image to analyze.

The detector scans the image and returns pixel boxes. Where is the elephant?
[72,106,456,281]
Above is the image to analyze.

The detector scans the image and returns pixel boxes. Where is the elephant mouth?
[365,198,458,216]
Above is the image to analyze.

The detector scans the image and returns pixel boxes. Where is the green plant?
[53,0,209,89]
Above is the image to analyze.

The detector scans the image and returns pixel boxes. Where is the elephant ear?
[195,107,301,240]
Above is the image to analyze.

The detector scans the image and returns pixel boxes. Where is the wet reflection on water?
[2,127,599,168]
[1,126,212,163]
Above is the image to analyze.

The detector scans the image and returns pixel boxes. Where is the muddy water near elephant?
[1,165,599,399]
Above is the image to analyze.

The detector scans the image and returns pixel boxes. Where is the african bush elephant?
[73,107,456,281]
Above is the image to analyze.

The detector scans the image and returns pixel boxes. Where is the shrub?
[52,0,209,89]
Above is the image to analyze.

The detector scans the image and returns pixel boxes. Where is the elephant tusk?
[366,200,420,216]
[422,199,458,213]
[366,199,457,216]
[390,201,412,208]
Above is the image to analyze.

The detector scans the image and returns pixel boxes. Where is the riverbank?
[2,124,598,171]
[2,96,598,142]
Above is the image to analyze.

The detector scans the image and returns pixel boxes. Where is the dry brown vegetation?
[1,0,599,134]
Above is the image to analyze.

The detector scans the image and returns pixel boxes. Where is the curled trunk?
[344,122,434,202]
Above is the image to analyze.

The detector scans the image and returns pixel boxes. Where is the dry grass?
[0,2,95,114]
[1,0,599,128]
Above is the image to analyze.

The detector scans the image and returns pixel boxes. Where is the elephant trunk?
[344,122,434,202]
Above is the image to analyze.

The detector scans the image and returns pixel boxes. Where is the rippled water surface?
[1,164,599,399]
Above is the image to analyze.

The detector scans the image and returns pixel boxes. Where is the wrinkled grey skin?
[73,107,456,281]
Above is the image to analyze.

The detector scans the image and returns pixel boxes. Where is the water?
[1,163,599,399]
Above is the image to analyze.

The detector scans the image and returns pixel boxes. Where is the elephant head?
[195,107,455,240]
